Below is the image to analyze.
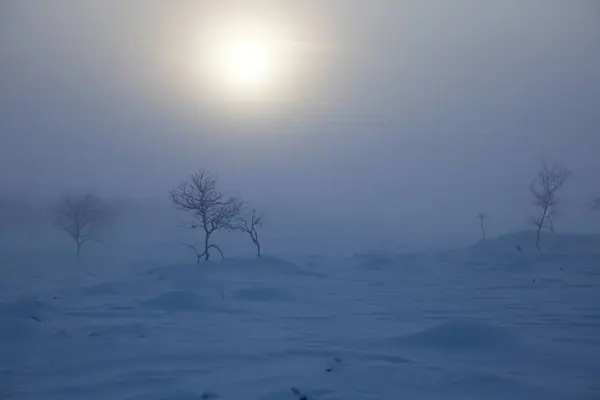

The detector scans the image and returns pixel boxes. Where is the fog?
[1,0,599,252]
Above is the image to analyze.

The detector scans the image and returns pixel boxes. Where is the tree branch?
[208,244,225,259]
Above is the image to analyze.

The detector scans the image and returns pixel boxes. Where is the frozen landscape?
[2,1,600,399]
[2,232,599,399]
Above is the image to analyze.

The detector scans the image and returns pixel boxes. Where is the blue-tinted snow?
[1,235,599,399]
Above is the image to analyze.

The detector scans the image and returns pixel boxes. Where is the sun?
[201,32,284,101]
[221,39,273,90]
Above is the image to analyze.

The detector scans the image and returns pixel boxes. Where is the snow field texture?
[1,236,599,399]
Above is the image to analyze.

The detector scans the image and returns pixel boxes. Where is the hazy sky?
[1,1,599,248]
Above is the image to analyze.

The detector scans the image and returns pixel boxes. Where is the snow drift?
[398,319,517,351]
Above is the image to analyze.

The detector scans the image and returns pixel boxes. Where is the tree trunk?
[251,231,261,258]
[204,234,210,262]
[536,206,548,251]
[480,220,486,240]
[76,240,82,258]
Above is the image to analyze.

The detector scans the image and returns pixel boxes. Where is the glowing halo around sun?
[195,21,294,103]
[170,12,324,110]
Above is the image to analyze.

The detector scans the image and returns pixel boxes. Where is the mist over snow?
[1,0,600,250]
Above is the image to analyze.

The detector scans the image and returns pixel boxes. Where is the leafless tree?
[476,212,489,240]
[530,162,571,250]
[56,193,110,257]
[169,170,242,262]
[237,208,263,258]
[590,197,600,212]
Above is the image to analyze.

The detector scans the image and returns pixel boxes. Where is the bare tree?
[237,208,263,258]
[530,162,571,250]
[56,194,110,257]
[170,170,242,262]
[476,212,489,240]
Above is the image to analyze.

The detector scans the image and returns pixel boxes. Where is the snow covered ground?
[1,237,600,399]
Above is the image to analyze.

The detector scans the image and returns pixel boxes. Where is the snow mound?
[140,290,210,311]
[471,231,600,256]
[215,257,311,276]
[399,319,517,351]
[142,258,311,283]
[232,286,293,302]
